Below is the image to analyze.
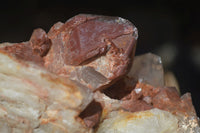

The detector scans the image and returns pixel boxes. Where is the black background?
[0,0,199,116]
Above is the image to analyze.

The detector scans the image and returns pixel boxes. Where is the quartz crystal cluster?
[95,53,200,133]
[0,14,199,133]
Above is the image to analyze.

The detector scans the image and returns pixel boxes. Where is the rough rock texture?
[96,90,200,132]
[0,29,50,66]
[0,42,44,65]
[96,108,179,133]
[0,51,93,133]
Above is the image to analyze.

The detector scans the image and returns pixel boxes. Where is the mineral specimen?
[0,14,137,133]
[0,14,199,133]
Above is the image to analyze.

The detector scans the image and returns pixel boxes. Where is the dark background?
[0,0,199,116]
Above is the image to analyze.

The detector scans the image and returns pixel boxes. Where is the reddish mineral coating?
[46,14,136,65]
[122,100,153,112]
[44,14,137,80]
[101,76,135,100]
[30,28,51,57]
[0,28,50,65]
[79,100,102,128]
[0,42,44,65]
[120,82,158,112]
[153,88,197,116]
[120,82,197,116]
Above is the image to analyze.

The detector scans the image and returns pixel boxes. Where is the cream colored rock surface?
[0,51,93,133]
[96,108,178,133]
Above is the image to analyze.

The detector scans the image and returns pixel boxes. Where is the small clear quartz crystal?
[128,53,164,87]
